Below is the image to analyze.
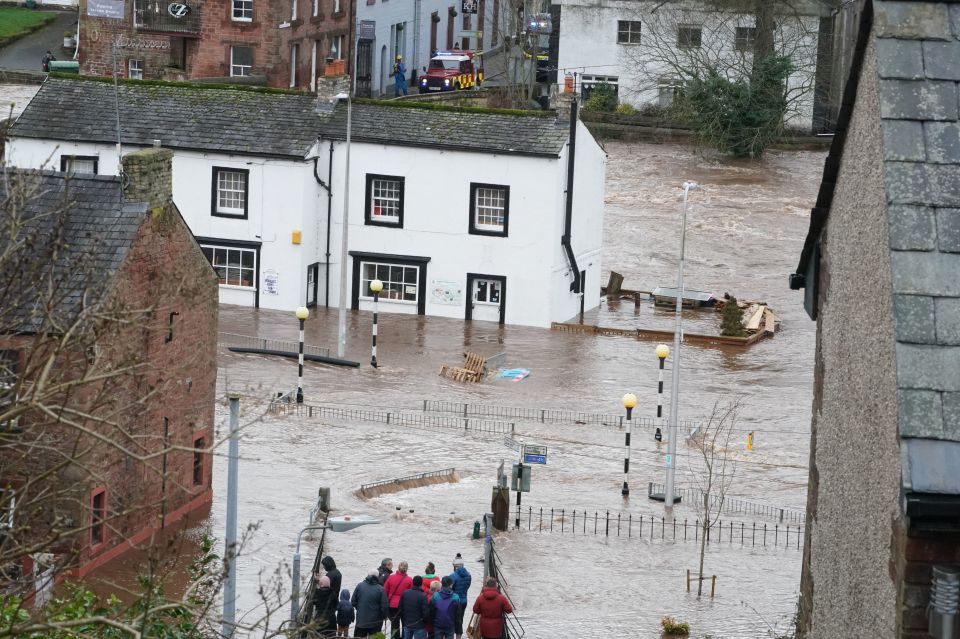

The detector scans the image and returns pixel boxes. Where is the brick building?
[78,0,354,88]
[790,1,960,637]
[0,148,218,586]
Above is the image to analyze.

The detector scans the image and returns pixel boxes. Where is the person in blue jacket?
[446,553,472,639]
[393,55,408,97]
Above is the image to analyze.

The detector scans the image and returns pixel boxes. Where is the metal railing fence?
[359,468,456,495]
[218,332,331,358]
[647,482,806,524]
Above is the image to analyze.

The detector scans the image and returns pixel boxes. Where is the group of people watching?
[311,554,513,639]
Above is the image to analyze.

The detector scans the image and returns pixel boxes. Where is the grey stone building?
[790,1,960,637]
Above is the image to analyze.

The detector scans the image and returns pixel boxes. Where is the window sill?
[310,14,325,23]
[212,211,248,219]
[361,297,417,305]
[231,17,253,23]
[366,219,403,228]
[218,284,257,292]
[469,226,507,237]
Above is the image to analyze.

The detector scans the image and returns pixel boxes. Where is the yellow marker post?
[747,432,754,451]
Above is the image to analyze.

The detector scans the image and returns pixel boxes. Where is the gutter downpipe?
[562,100,582,295]
[313,141,335,307]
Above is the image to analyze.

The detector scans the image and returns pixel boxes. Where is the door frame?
[465,273,506,324]
[306,262,319,308]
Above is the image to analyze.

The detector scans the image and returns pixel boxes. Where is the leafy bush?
[683,55,794,157]
[583,82,618,112]
[615,102,637,115]
[661,616,691,636]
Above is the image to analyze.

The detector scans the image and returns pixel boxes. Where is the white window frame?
[333,0,341,13]
[290,43,299,87]
[201,244,257,290]
[60,155,99,175]
[0,489,14,529]
[616,20,641,45]
[312,0,318,17]
[330,34,344,60]
[128,59,143,80]
[291,0,297,20]
[0,350,19,435]
[469,183,509,236]
[213,168,248,217]
[367,176,403,225]
[230,46,253,77]
[360,261,419,304]
[473,278,502,305]
[232,0,253,21]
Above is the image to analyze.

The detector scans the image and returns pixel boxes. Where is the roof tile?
[936,207,960,252]
[883,120,926,161]
[896,343,960,391]
[878,79,958,121]
[923,41,960,80]
[899,389,944,437]
[875,2,952,40]
[923,121,960,162]
[936,297,960,345]
[891,250,960,296]
[888,204,938,250]
[877,38,925,79]
[894,294,937,343]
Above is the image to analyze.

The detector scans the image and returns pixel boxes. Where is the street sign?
[523,454,546,465]
[87,0,124,19]
[503,436,522,453]
[461,0,478,14]
[359,20,376,41]
[665,454,673,468]
[524,444,547,456]
[457,30,480,39]
[511,463,531,492]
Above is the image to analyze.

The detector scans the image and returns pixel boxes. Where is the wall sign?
[461,0,478,14]
[87,0,124,19]
[430,280,463,305]
[168,2,191,18]
[263,270,279,296]
[358,20,376,41]
[113,34,170,50]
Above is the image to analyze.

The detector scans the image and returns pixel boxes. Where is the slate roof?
[0,170,146,333]
[11,78,321,159]
[792,0,960,492]
[10,78,572,159]
[316,101,571,158]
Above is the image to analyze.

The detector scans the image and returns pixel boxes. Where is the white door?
[471,277,503,323]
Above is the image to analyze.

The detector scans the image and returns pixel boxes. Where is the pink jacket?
[384,571,413,608]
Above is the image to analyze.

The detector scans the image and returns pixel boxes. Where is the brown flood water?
[92,140,826,638]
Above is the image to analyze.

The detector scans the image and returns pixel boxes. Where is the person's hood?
[423,573,436,578]
[321,556,337,570]
[439,588,454,599]
[481,587,500,600]
[454,566,469,577]
[340,589,350,601]
[365,574,380,585]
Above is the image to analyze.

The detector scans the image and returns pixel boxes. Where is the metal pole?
[515,439,524,530]
[371,291,378,368]
[336,95,352,358]
[655,350,666,442]
[291,524,332,624]
[664,182,696,515]
[483,513,492,581]
[297,318,305,403]
[622,405,632,496]
[222,394,240,638]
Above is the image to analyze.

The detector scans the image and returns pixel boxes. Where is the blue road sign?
[524,454,546,465]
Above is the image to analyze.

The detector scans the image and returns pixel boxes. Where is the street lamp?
[369,279,382,368]
[621,393,637,497]
[336,90,352,359]
[290,515,380,623]
[664,181,698,514]
[295,306,309,404]
[655,344,669,442]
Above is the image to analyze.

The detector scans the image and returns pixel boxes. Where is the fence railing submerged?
[519,505,803,550]
[218,332,331,358]
[647,482,806,524]
[269,401,516,437]
[359,468,457,496]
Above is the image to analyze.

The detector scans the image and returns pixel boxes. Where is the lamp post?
[369,279,382,368]
[336,90,352,359]
[655,344,669,442]
[222,394,240,639]
[621,393,636,497]
[295,306,309,403]
[290,515,380,624]
[664,181,698,515]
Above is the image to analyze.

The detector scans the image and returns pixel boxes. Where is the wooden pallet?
[439,351,487,383]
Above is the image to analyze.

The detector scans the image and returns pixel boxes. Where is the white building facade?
[554,0,826,131]
[7,78,605,328]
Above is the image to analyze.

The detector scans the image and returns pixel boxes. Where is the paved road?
[0,10,78,72]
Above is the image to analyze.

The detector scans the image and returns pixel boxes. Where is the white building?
[356,0,513,97]
[6,77,605,328]
[554,0,830,131]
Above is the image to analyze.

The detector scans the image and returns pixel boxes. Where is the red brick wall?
[902,534,960,639]
[276,0,354,91]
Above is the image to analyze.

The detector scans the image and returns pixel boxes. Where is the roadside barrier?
[218,332,331,358]
[359,468,457,497]
[647,482,806,524]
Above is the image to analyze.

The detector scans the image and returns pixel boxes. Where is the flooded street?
[203,140,826,638]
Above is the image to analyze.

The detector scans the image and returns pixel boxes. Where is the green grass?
[0,8,57,43]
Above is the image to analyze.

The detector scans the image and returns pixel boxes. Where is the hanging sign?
[358,20,376,41]
[87,0,124,19]
[168,2,191,18]
[461,0,478,14]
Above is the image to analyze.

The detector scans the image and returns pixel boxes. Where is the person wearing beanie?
[351,570,388,637]
[384,560,413,639]
[398,574,429,638]
[336,588,355,637]
[446,553,472,639]
[322,556,342,598]
[312,574,336,635]
[429,575,461,639]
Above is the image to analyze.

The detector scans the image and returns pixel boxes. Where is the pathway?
[0,10,77,72]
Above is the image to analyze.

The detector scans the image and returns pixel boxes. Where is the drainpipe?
[561,100,582,294]
[313,140,335,307]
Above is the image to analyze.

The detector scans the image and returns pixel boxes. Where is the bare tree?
[686,398,739,596]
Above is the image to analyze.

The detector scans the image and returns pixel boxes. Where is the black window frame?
[364,173,405,228]
[211,166,250,219]
[468,182,510,237]
[734,26,757,52]
[677,24,703,49]
[617,20,641,44]
[349,251,430,315]
[196,236,263,307]
[192,436,205,487]
[59,155,99,175]
[90,488,106,546]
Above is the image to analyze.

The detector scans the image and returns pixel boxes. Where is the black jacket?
[312,585,336,630]
[398,588,429,630]
[322,556,342,597]
[351,574,388,628]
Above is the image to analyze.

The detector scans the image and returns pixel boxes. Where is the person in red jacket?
[383,561,413,639]
[471,578,513,639]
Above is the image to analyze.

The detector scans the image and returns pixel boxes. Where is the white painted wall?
[555,0,821,131]
[358,0,498,97]
[5,138,314,312]
[39,0,78,6]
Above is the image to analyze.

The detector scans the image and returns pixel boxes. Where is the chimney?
[315,74,352,114]
[121,147,173,215]
[551,84,577,122]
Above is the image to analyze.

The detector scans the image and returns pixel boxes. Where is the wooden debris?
[606,271,624,297]
[745,305,766,331]
[439,351,488,383]
[764,309,776,334]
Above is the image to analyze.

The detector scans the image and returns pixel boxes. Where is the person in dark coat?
[323,556,343,596]
[351,570,388,637]
[398,575,429,639]
[378,557,394,585]
[472,578,512,639]
[446,553,472,639]
[41,51,56,72]
[430,576,460,639]
[312,575,337,636]
[336,588,355,637]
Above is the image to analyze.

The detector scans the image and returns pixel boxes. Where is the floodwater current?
[101,140,828,638]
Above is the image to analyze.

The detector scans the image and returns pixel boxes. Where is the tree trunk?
[752,0,776,64]
[697,494,708,596]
